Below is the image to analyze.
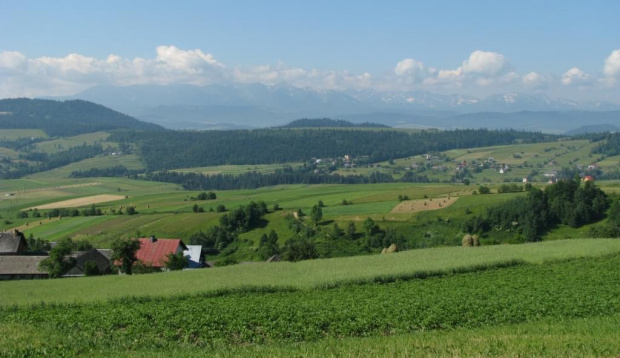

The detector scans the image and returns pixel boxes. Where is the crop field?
[1,254,619,357]
[90,314,620,357]
[391,196,458,213]
[1,238,620,307]
[26,194,126,210]
[1,179,508,255]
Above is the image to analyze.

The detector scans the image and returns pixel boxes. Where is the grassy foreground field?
[1,239,620,306]
[63,314,620,357]
[2,253,619,357]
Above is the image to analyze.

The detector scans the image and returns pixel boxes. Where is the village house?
[134,236,188,269]
[183,245,204,269]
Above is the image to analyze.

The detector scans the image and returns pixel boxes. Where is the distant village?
[310,151,601,184]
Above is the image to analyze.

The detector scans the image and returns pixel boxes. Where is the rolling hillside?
[0,98,162,136]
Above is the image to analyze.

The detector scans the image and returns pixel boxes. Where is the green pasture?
[30,154,145,179]
[0,129,48,140]
[0,147,19,159]
[1,239,619,307]
[32,131,112,154]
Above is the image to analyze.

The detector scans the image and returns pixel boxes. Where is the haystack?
[382,244,398,254]
[472,235,481,246]
[462,234,474,247]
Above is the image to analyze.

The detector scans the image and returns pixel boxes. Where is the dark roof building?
[64,249,112,277]
[0,255,48,280]
[0,230,28,255]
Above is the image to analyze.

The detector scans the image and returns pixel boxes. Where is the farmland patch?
[391,197,459,213]
[27,194,125,210]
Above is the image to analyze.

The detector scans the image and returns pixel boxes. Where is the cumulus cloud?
[1,45,619,98]
[604,50,620,78]
[0,51,27,73]
[0,46,229,97]
[418,50,515,89]
[522,71,549,89]
[561,67,592,86]
[461,50,509,76]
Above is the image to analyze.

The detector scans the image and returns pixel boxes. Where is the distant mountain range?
[45,83,620,133]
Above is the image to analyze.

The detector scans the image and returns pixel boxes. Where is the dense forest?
[111,128,557,171]
[280,118,389,128]
[69,165,145,179]
[0,98,162,136]
[592,132,620,156]
[142,170,397,190]
[463,179,609,242]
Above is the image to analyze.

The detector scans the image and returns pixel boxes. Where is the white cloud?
[1,46,619,99]
[394,58,424,76]
[522,71,549,89]
[0,51,27,73]
[0,47,228,97]
[461,50,509,76]
[604,49,620,78]
[561,67,592,86]
[420,51,513,89]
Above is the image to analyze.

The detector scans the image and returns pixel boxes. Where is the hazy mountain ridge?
[48,83,620,132]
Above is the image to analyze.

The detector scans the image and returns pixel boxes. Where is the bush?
[83,261,100,276]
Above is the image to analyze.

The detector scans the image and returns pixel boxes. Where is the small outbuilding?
[0,255,48,280]
[63,249,112,277]
[0,230,28,255]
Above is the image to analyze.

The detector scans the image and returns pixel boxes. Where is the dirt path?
[26,194,126,210]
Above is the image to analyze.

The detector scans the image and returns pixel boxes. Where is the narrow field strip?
[25,194,125,210]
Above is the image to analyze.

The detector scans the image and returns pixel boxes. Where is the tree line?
[463,178,609,242]
[142,170,396,190]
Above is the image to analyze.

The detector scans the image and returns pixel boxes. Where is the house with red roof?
[135,236,188,268]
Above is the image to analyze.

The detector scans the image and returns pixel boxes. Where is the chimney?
[150,235,157,243]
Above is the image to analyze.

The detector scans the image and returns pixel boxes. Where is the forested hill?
[110,129,557,171]
[0,98,162,136]
[281,118,389,128]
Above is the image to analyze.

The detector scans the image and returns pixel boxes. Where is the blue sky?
[1,0,619,101]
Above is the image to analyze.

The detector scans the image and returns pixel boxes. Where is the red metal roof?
[135,238,187,268]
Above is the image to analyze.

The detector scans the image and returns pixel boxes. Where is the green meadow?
[32,131,113,154]
[0,129,48,140]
